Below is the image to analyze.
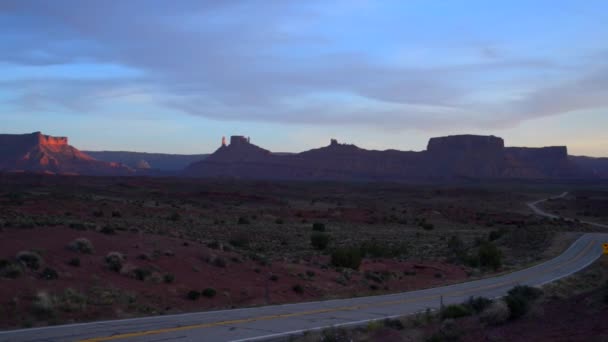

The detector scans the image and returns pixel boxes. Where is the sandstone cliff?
[0,132,133,175]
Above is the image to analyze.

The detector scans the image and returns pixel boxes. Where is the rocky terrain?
[184,134,594,181]
[1,132,606,180]
[0,132,133,176]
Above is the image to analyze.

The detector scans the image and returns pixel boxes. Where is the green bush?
[105,252,125,272]
[16,251,43,270]
[229,234,249,248]
[331,247,362,269]
[478,242,502,270]
[310,232,330,250]
[202,288,217,298]
[466,296,493,314]
[187,290,201,301]
[40,267,59,280]
[505,285,543,319]
[292,284,304,294]
[440,304,472,319]
[68,257,81,267]
[312,222,326,232]
[0,261,22,278]
[68,238,94,254]
[163,273,175,283]
[237,216,250,225]
[133,268,151,281]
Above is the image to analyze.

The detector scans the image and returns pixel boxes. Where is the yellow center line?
[79,240,597,342]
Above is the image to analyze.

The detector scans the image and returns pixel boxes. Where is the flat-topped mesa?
[427,134,505,154]
[0,131,68,148]
[36,132,68,146]
[230,135,250,146]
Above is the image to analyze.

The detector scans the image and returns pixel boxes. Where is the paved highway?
[1,195,607,342]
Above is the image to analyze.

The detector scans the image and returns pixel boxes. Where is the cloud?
[1,0,607,132]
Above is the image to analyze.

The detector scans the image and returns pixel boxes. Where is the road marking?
[79,239,597,342]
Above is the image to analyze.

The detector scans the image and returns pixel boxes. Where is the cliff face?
[426,135,506,179]
[184,134,605,181]
[0,132,133,175]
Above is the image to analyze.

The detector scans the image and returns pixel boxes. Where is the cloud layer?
[1,0,607,132]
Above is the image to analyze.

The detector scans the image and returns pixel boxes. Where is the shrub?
[478,242,502,270]
[310,232,330,250]
[168,212,181,221]
[163,273,175,283]
[292,284,304,294]
[111,211,121,218]
[213,257,227,268]
[466,296,493,314]
[187,290,201,301]
[270,274,279,281]
[133,268,151,281]
[68,257,81,267]
[505,285,543,319]
[202,288,217,298]
[40,267,59,280]
[229,234,249,248]
[207,241,221,250]
[480,300,510,325]
[68,238,94,254]
[105,252,125,272]
[16,251,43,270]
[275,218,284,224]
[0,262,22,278]
[312,222,326,232]
[237,216,250,225]
[92,210,104,217]
[31,292,55,317]
[331,247,362,269]
[60,288,87,313]
[447,235,465,255]
[383,318,405,330]
[100,226,115,235]
[440,304,472,320]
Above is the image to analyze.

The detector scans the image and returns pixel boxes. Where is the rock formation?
[0,132,133,175]
[184,134,606,181]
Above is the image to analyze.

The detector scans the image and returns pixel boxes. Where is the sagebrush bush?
[41,267,59,280]
[478,242,502,270]
[312,222,326,232]
[480,300,510,325]
[310,232,330,250]
[0,261,22,278]
[187,290,201,300]
[466,296,493,314]
[16,250,43,270]
[202,288,217,298]
[440,304,472,320]
[505,285,543,319]
[331,247,362,269]
[292,284,304,294]
[68,238,94,254]
[105,252,125,272]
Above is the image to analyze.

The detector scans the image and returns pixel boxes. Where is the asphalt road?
[2,196,607,342]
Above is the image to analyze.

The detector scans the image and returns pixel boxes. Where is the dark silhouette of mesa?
[1,131,607,180]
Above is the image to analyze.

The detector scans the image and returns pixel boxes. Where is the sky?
[1,0,607,156]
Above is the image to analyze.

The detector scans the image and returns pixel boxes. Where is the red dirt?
[0,226,467,328]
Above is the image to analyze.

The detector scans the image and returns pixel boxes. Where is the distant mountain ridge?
[84,151,208,171]
[184,134,604,181]
[1,131,607,180]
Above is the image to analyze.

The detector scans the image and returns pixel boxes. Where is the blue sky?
[1,0,607,156]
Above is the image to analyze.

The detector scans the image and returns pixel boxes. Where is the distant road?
[2,195,607,342]
[528,191,608,228]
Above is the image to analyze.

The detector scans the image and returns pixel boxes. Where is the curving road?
[1,195,607,342]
